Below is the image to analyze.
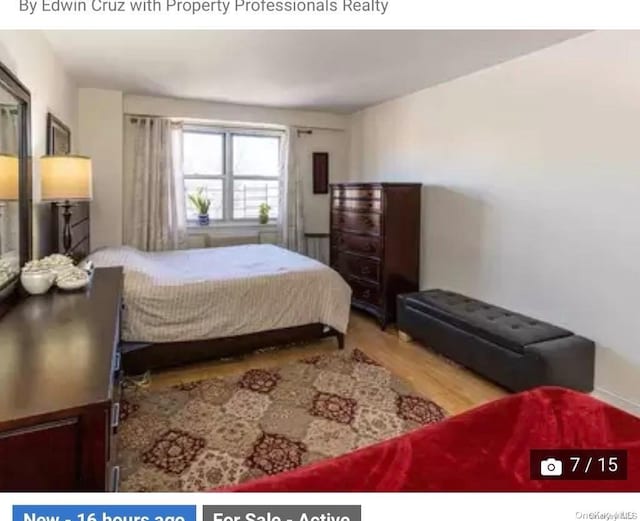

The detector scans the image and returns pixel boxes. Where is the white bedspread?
[88,245,352,343]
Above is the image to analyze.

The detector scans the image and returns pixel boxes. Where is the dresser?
[0,267,123,492]
[330,183,422,328]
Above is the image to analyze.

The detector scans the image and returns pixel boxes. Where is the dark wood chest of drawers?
[0,268,123,492]
[330,183,421,328]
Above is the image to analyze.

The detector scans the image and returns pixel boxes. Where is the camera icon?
[540,458,563,477]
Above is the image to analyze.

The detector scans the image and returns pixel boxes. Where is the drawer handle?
[111,465,120,492]
[114,352,121,372]
[361,266,371,275]
[111,402,120,430]
[362,289,371,299]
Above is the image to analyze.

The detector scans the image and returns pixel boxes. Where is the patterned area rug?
[117,348,447,491]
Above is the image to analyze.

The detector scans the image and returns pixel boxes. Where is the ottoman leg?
[398,330,413,343]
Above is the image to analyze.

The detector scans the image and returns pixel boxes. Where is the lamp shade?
[40,155,93,202]
[0,153,19,201]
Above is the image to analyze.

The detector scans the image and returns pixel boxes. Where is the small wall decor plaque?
[312,152,329,194]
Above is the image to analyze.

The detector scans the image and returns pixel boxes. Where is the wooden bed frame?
[121,324,345,375]
[50,208,345,374]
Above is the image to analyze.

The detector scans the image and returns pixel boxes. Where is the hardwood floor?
[149,311,508,416]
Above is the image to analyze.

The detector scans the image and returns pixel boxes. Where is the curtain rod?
[295,126,345,134]
[125,112,167,121]
[124,113,345,133]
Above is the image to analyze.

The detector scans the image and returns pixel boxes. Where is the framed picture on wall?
[312,152,329,194]
[46,112,71,155]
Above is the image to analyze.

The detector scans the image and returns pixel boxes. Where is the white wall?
[82,93,350,248]
[78,89,123,249]
[348,31,640,412]
[0,31,77,258]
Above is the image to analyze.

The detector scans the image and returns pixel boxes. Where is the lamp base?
[58,201,75,255]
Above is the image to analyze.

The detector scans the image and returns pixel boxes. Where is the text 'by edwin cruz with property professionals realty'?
[18,0,390,15]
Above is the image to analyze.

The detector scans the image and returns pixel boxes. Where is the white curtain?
[279,127,305,253]
[123,117,186,251]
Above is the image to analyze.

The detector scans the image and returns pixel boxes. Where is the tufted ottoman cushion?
[403,289,572,353]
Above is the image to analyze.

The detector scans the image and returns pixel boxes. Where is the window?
[183,127,282,224]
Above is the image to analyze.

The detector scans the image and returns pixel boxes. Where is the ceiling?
[43,30,586,114]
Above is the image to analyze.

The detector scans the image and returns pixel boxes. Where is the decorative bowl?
[57,277,90,291]
[56,267,91,291]
[20,269,56,295]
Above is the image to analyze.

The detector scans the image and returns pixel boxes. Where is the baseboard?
[591,387,640,417]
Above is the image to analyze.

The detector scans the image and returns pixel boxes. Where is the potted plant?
[259,203,271,225]
[188,187,211,226]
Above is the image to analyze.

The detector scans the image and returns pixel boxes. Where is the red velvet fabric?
[223,387,640,492]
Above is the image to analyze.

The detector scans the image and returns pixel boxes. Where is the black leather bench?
[397,289,595,392]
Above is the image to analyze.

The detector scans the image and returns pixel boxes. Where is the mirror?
[0,92,20,283]
[0,61,31,316]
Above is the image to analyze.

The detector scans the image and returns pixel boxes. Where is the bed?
[87,244,352,373]
[223,387,640,492]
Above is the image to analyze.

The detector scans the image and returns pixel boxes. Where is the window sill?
[187,222,278,235]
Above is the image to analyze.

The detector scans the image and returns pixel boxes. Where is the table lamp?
[0,153,18,202]
[40,155,93,254]
[0,154,18,262]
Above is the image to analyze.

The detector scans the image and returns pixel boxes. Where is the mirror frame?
[0,60,32,318]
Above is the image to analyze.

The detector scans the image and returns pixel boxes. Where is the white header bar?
[2,0,640,29]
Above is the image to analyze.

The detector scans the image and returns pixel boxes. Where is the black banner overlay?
[531,449,628,480]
